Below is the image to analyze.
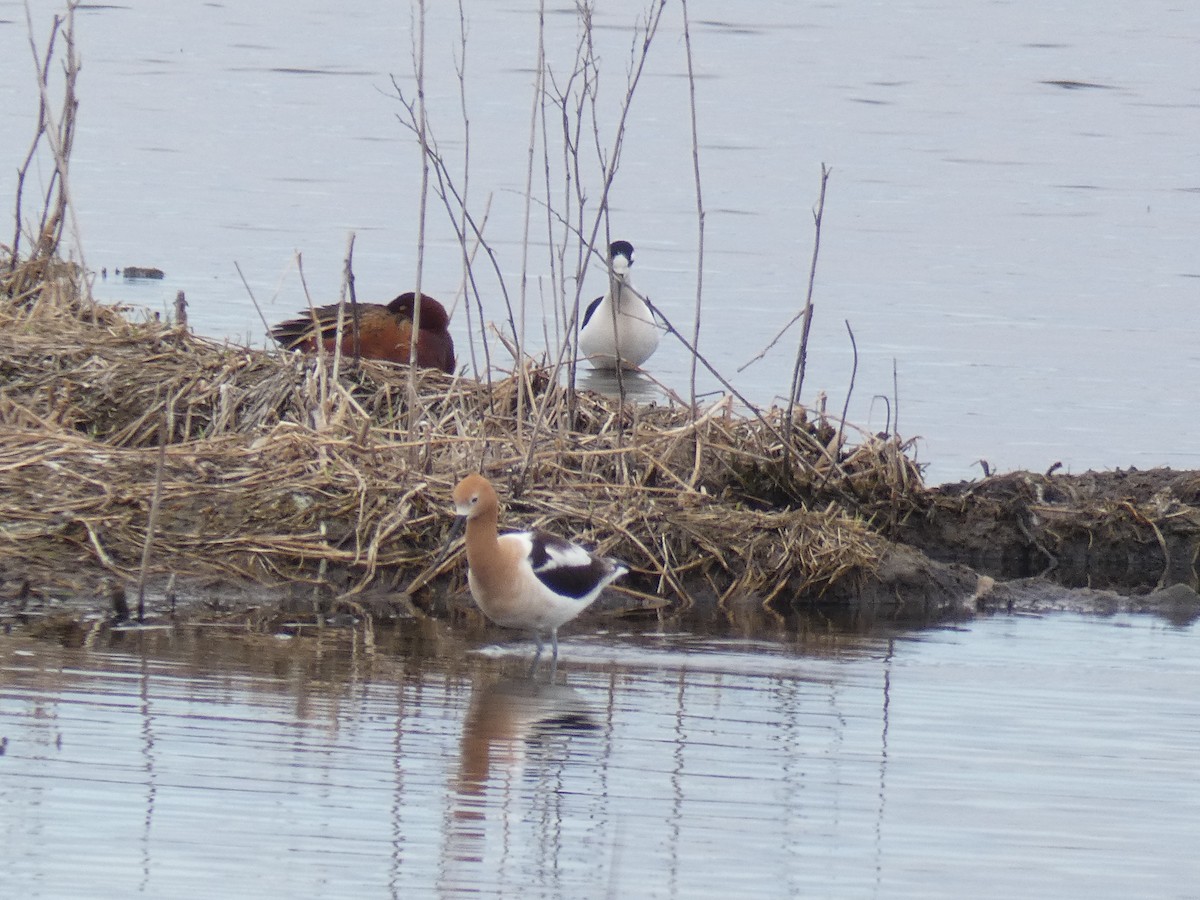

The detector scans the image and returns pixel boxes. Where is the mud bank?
[896,468,1200,590]
[6,470,1200,643]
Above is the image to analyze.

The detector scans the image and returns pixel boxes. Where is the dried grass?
[0,259,925,613]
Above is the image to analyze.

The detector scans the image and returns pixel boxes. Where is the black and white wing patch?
[528,529,625,600]
[580,295,604,330]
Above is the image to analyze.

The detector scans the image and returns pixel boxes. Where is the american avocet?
[271,292,456,373]
[451,473,628,675]
[579,240,659,370]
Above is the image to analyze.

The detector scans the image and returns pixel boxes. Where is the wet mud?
[883,466,1200,623]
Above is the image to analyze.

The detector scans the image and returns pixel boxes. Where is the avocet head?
[452,472,497,520]
[609,240,634,276]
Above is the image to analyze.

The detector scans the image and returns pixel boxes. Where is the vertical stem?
[408,0,431,438]
[680,0,705,416]
[454,0,477,377]
[11,11,62,272]
[136,415,169,622]
[20,3,90,315]
[516,0,549,448]
[787,163,831,419]
[837,319,857,459]
[891,358,901,440]
[344,233,360,360]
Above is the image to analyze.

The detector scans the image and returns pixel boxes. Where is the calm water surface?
[1,613,1198,898]
[2,1,1198,483]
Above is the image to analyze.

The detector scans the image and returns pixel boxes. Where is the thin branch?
[836,320,857,461]
[407,0,431,440]
[786,163,831,429]
[514,0,550,445]
[234,259,275,346]
[22,3,88,301]
[10,9,64,270]
[451,0,484,380]
[390,80,517,349]
[342,233,360,361]
[892,358,901,439]
[135,414,169,621]
[680,0,705,415]
[742,164,832,375]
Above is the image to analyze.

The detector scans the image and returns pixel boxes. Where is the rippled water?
[2,614,1198,898]
[2,1,1199,483]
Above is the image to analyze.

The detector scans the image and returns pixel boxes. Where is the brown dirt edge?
[7,462,1200,644]
[875,465,1200,627]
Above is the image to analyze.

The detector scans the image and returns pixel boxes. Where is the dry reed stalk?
[390,86,511,394]
[680,0,706,414]
[7,2,90,322]
[511,0,551,441]
[739,164,832,380]
[342,233,361,361]
[448,0,492,385]
[11,6,69,265]
[134,416,169,619]
[406,0,431,444]
[233,259,275,343]
[788,163,831,414]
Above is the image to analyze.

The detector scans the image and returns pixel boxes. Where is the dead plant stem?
[344,233,360,361]
[407,0,431,442]
[135,415,169,620]
[680,0,706,415]
[787,164,831,410]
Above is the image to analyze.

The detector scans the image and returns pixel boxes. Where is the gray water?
[2,0,1198,484]
[2,613,1198,899]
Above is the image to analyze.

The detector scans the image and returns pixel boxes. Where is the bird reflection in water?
[577,366,663,404]
[442,677,602,880]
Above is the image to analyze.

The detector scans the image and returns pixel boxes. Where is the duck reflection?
[443,677,601,880]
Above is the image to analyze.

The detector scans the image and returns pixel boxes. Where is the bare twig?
[451,0,486,380]
[788,163,831,407]
[740,165,833,378]
[838,320,857,456]
[344,233,360,361]
[10,9,64,271]
[390,82,516,362]
[892,358,901,439]
[407,0,431,440]
[818,320,858,491]
[680,0,706,415]
[135,415,169,620]
[512,1,551,444]
[234,259,276,346]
